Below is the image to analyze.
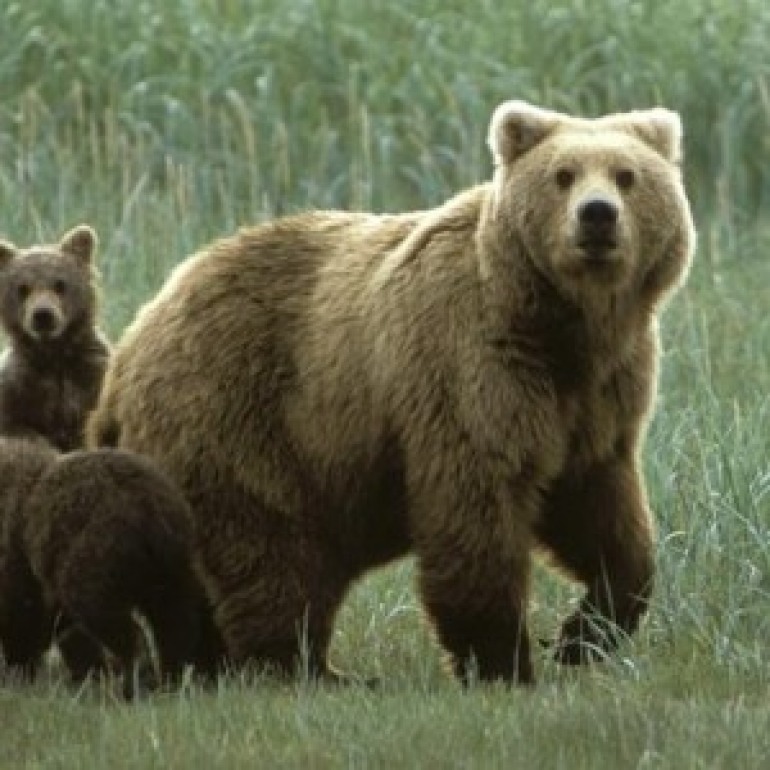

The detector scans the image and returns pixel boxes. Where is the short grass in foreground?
[1,556,769,770]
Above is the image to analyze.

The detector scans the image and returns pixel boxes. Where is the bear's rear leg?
[0,555,50,680]
[60,596,139,699]
[140,580,203,688]
[0,619,49,681]
[208,529,350,682]
[190,597,229,682]
[188,478,358,683]
[216,577,348,682]
[55,618,108,683]
[83,611,138,699]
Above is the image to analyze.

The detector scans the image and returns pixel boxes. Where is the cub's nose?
[578,198,618,228]
[31,307,57,335]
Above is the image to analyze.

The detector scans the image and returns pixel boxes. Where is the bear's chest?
[22,371,93,450]
[561,378,623,468]
[557,350,651,472]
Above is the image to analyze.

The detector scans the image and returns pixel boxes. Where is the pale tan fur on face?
[487,101,694,309]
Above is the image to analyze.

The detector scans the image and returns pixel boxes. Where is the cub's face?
[488,101,696,302]
[0,225,98,344]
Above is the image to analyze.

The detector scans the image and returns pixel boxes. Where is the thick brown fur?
[0,225,110,451]
[88,100,696,684]
[0,440,215,697]
[0,436,57,679]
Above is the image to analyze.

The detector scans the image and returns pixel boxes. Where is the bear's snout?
[576,197,619,254]
[24,293,64,339]
[32,307,57,335]
[578,198,618,228]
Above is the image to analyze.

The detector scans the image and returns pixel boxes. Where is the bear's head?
[0,225,99,346]
[487,100,695,304]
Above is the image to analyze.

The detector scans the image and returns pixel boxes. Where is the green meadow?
[1,0,769,767]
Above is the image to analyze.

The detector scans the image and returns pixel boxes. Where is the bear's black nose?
[31,307,57,334]
[578,198,618,227]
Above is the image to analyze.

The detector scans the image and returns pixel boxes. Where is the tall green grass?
[1,1,769,767]
[1,1,768,316]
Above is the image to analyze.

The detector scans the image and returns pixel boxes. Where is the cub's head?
[0,225,99,345]
[487,100,695,303]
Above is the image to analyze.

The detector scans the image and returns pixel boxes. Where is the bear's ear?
[0,239,17,271]
[608,108,683,164]
[59,224,98,266]
[488,100,562,166]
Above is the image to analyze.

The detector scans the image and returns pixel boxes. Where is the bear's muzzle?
[24,291,65,340]
[576,196,620,258]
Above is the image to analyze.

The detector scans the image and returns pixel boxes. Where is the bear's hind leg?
[140,576,204,688]
[55,570,140,698]
[55,618,108,683]
[187,476,355,682]
[215,559,348,682]
[75,608,138,699]
[208,528,349,681]
[537,459,655,665]
[0,552,50,681]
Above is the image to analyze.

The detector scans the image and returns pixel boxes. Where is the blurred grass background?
[0,0,768,332]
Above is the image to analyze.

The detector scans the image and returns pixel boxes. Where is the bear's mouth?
[576,237,618,264]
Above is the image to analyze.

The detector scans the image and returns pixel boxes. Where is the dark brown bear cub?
[0,439,208,698]
[0,437,57,680]
[0,225,110,451]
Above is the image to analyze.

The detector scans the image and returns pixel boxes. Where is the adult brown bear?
[89,100,695,684]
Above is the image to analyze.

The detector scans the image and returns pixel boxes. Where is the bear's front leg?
[537,457,655,664]
[412,474,539,686]
[420,568,534,685]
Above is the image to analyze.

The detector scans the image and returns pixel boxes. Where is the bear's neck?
[9,320,107,372]
[477,217,651,387]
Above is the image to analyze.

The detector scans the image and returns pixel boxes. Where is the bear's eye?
[555,169,576,190]
[616,169,636,190]
[53,279,67,295]
[16,283,30,301]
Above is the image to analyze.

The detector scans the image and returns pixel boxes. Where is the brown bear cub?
[0,225,110,451]
[0,438,210,698]
[90,100,696,685]
[0,436,57,680]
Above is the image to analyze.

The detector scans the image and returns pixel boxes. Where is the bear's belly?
[307,436,411,577]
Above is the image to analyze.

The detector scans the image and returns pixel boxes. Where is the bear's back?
[23,448,194,591]
[93,211,423,481]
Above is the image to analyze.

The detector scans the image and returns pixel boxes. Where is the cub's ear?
[607,108,683,164]
[0,240,17,271]
[59,224,98,266]
[488,100,562,166]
